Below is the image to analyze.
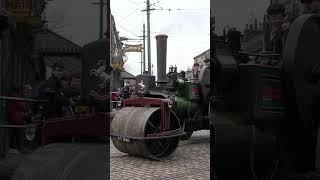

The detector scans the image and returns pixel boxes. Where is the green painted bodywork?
[171,76,201,118]
[184,82,200,101]
[214,112,276,179]
[238,63,285,125]
[174,96,199,118]
[213,40,283,179]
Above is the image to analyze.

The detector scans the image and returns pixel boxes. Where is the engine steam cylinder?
[156,34,169,88]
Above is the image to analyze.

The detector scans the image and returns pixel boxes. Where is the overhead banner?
[7,0,42,25]
[8,0,31,17]
[123,44,143,52]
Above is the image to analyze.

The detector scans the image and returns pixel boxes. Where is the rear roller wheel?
[145,111,180,158]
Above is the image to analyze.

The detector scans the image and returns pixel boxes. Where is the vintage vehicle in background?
[110,34,211,159]
[5,39,110,180]
[111,13,320,180]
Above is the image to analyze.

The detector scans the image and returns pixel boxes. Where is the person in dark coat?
[121,83,130,99]
[192,63,200,79]
[111,89,119,109]
[264,4,290,54]
[61,73,80,98]
[38,63,69,118]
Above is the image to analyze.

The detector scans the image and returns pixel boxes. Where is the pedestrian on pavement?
[22,84,33,123]
[111,89,119,109]
[7,84,28,152]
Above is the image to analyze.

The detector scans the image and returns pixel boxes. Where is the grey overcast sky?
[111,0,210,76]
[213,0,270,33]
[46,0,107,46]
[45,0,269,76]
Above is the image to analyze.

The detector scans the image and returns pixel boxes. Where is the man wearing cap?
[192,63,200,79]
[264,4,290,54]
[120,83,130,99]
[38,63,69,118]
[204,58,210,67]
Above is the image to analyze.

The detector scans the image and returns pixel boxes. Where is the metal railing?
[0,96,47,126]
[0,96,48,103]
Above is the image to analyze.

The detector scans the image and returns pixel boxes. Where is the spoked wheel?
[111,107,180,159]
[23,125,41,151]
[145,110,180,158]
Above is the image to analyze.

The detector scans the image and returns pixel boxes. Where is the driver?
[38,63,69,118]
[121,83,130,99]
[264,4,290,54]
[204,58,210,67]
[192,63,200,79]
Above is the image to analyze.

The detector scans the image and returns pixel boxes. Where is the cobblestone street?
[110,130,210,180]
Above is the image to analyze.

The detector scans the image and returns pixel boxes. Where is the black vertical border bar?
[210,0,215,179]
[106,0,111,180]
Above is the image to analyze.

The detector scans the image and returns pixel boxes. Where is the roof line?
[42,28,82,49]
[193,49,210,59]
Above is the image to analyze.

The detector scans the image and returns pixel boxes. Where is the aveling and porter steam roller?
[112,14,320,179]
[110,34,211,159]
[212,14,320,180]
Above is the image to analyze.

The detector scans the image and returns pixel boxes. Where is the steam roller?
[111,107,180,159]
[111,34,211,159]
[211,14,320,180]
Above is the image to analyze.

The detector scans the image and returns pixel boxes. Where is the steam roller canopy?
[283,14,320,132]
[111,107,180,159]
[199,66,210,105]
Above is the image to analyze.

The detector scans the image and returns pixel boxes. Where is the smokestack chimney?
[155,34,168,88]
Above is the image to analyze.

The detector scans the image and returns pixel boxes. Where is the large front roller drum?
[11,143,107,180]
[111,107,180,159]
